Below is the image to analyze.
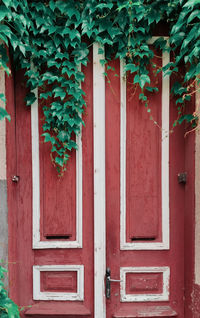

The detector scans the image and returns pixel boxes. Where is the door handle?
[105,267,122,299]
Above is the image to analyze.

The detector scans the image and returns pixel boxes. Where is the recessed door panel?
[39,126,76,240]
[126,59,162,242]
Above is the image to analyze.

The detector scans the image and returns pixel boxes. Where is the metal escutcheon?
[12,175,20,183]
[105,267,121,299]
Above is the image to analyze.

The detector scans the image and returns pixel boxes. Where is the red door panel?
[39,109,76,240]
[7,52,94,317]
[105,54,185,317]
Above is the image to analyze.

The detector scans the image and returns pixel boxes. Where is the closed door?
[93,42,185,317]
[7,42,186,318]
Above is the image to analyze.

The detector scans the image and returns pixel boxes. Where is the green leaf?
[145,86,159,93]
[98,48,104,55]
[183,0,200,8]
[25,92,36,106]
[2,0,12,7]
[0,107,10,121]
[124,64,139,73]
[0,6,9,21]
[40,92,52,100]
[178,114,195,124]
[187,10,200,23]
[96,3,113,9]
[53,87,66,100]
[139,93,147,101]
[57,130,68,142]
[69,29,80,41]
[55,156,64,167]
[0,94,6,103]
[42,133,57,145]
[134,74,150,88]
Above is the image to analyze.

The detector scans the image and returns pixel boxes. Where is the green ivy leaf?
[0,107,10,121]
[53,87,66,100]
[25,92,36,106]
[57,130,68,142]
[134,74,150,88]
[124,64,139,73]
[2,0,12,7]
[55,156,64,167]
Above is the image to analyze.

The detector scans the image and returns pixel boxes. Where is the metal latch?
[105,267,122,299]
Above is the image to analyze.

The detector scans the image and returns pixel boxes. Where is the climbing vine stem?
[0,0,199,172]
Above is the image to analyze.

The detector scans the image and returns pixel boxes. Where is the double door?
[7,43,186,317]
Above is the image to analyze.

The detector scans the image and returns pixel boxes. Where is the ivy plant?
[0,265,19,318]
[0,0,199,172]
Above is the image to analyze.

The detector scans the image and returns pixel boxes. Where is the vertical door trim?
[120,37,170,250]
[93,43,106,318]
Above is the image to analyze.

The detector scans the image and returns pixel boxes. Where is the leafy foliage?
[0,0,199,171]
[0,265,19,318]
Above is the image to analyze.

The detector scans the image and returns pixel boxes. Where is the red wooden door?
[7,52,94,317]
[6,42,189,318]
[103,50,185,317]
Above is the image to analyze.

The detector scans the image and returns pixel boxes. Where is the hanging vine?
[0,0,199,174]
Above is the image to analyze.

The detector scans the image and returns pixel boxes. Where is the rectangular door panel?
[126,65,161,241]
[40,130,76,239]
[32,91,82,248]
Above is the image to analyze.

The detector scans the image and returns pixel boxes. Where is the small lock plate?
[178,172,187,184]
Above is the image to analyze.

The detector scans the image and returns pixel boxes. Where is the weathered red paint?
[105,57,186,317]
[190,284,200,317]
[40,271,77,293]
[6,50,195,317]
[126,272,163,294]
[113,305,178,317]
[38,106,76,239]
[184,101,195,317]
[127,59,161,241]
[6,59,19,306]
[25,302,91,317]
[6,51,94,317]
[126,60,162,241]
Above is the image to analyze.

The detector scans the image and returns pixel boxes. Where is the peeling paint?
[190,284,200,318]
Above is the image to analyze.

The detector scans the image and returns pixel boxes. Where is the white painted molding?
[93,43,106,318]
[120,37,170,250]
[32,90,83,249]
[33,265,84,301]
[120,266,170,302]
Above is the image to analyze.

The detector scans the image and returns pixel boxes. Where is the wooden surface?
[7,52,94,316]
[6,46,195,317]
[113,305,177,317]
[105,56,185,317]
[25,302,91,316]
